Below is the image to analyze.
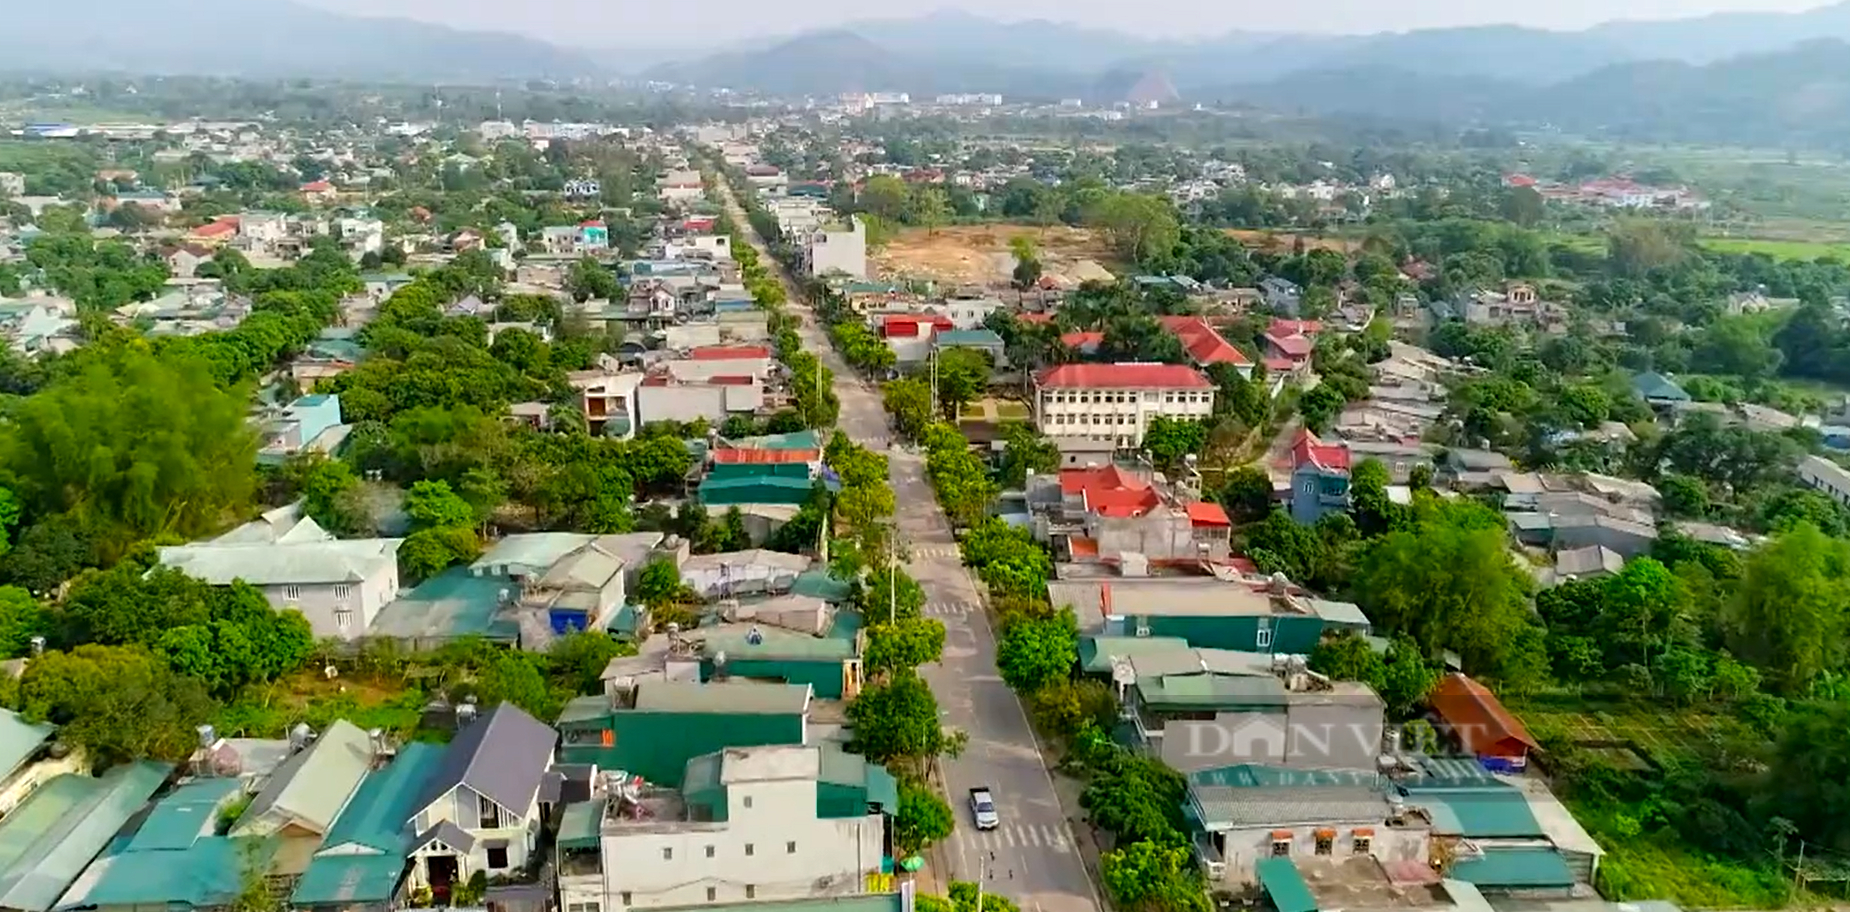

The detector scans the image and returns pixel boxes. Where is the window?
[1353,836,1372,854]
[283,585,301,600]
[336,609,355,632]
[487,845,510,870]
[746,887,756,899]
[662,847,673,860]
[1256,627,1273,650]
[786,841,797,854]
[1314,834,1333,856]
[742,795,753,809]
[333,585,352,601]
[744,843,755,856]
[706,889,716,902]
[705,845,715,858]
[621,895,631,907]
[478,794,500,829]
[1271,838,1290,857]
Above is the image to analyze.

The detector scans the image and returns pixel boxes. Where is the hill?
[2,0,601,82]
[642,30,1087,98]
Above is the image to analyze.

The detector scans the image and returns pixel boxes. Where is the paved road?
[710,169,1102,912]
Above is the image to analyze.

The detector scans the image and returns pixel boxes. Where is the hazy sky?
[300,0,1833,47]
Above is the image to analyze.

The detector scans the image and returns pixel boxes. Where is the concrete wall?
[409,780,548,888]
[808,217,867,280]
[1214,823,1430,886]
[262,566,396,641]
[1034,388,1216,447]
[594,780,883,909]
[1157,702,1384,773]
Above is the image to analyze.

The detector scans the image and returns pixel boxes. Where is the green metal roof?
[1449,848,1575,889]
[57,778,256,911]
[0,762,173,912]
[934,329,1004,348]
[1079,635,1191,673]
[318,742,444,853]
[817,747,899,813]
[729,430,822,451]
[558,694,611,727]
[1190,765,1383,790]
[557,799,606,850]
[1256,857,1318,912]
[702,626,855,662]
[292,854,410,907]
[1632,371,1690,402]
[633,681,811,715]
[0,710,52,780]
[368,569,521,643]
[1404,788,1545,838]
[1136,673,1287,710]
[791,569,853,604]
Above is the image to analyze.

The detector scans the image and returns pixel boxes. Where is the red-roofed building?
[1288,430,1351,524]
[187,217,240,245]
[1060,331,1104,355]
[1503,173,1538,188]
[1017,313,1055,325]
[299,180,337,204]
[1028,463,1232,561]
[1034,363,1214,448]
[1263,330,1314,375]
[881,314,953,339]
[713,448,821,465]
[1267,318,1322,337]
[1429,673,1539,771]
[669,346,774,383]
[1159,316,1253,376]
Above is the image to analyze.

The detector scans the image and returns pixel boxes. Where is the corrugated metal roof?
[650,894,902,912]
[57,778,253,910]
[158,539,400,586]
[0,710,52,780]
[1403,788,1545,838]
[1256,857,1319,912]
[557,799,606,850]
[320,742,444,852]
[0,762,172,912]
[701,626,854,662]
[633,680,811,715]
[1449,848,1575,889]
[1136,672,1286,709]
[124,777,240,851]
[415,704,556,822]
[233,720,372,838]
[1191,785,1389,830]
[292,854,408,906]
[1078,635,1192,673]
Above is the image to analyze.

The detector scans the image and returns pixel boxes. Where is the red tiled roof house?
[1428,672,1539,772]
[1288,429,1351,524]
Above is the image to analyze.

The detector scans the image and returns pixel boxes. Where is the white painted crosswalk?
[949,823,1074,857]
[906,544,962,560]
[923,601,974,618]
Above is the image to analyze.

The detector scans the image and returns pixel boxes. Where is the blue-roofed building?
[293,741,446,912]
[258,393,350,465]
[0,762,172,912]
[54,778,254,912]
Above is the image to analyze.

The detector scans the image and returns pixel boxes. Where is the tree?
[997,423,1058,489]
[1724,522,1849,693]
[1089,193,1180,266]
[2,347,258,562]
[859,176,910,221]
[859,567,927,622]
[909,188,950,236]
[1142,417,1208,470]
[635,558,688,610]
[1658,474,1711,519]
[1298,384,1348,433]
[404,479,475,531]
[1351,500,1541,679]
[1009,235,1043,289]
[565,256,618,303]
[935,348,990,420]
[893,780,954,854]
[846,669,944,764]
[17,644,215,764]
[1220,466,1275,523]
[1101,840,1209,912]
[884,378,933,441]
[864,618,946,674]
[398,527,480,582]
[996,609,1078,694]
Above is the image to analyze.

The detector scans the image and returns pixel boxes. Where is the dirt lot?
[1223,228,1361,256]
[870,224,1118,286]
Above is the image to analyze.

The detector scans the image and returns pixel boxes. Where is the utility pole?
[974,853,987,912]
[888,535,897,624]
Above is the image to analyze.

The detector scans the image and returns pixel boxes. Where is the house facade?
[158,537,402,640]
[404,705,556,899]
[1033,363,1215,448]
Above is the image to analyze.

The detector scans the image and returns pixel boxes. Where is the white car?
[969,788,999,830]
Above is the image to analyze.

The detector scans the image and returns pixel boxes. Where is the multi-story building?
[157,536,401,640]
[555,744,895,911]
[569,369,643,438]
[1033,363,1215,448]
[806,217,867,280]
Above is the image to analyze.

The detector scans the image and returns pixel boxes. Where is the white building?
[1798,454,1850,506]
[157,537,402,640]
[569,368,644,438]
[807,216,867,280]
[556,745,894,911]
[405,704,557,893]
[1033,363,1216,448]
[0,173,25,197]
[636,375,765,426]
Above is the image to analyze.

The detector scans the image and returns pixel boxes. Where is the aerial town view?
[5,2,1850,912]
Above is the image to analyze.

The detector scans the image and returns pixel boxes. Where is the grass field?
[1508,694,1792,907]
[1698,236,1850,261]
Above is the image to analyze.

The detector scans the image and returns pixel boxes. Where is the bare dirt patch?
[871,224,1119,286]
[1223,228,1360,256]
